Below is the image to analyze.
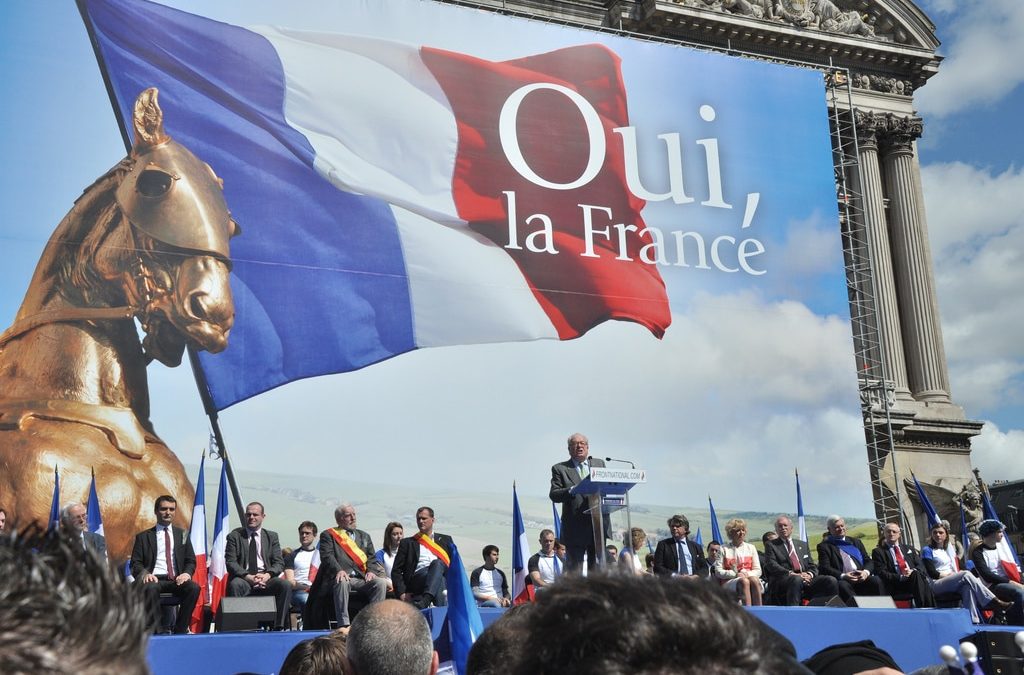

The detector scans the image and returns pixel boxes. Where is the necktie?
[164,527,175,577]
[893,545,908,574]
[677,541,689,575]
[578,460,589,479]
[787,540,801,572]
[248,532,259,574]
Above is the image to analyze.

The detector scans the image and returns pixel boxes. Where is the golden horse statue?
[0,88,239,560]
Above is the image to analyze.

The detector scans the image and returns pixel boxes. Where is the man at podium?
[549,432,606,569]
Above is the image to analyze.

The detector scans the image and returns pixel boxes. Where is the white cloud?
[970,421,1024,480]
[921,162,1024,415]
[147,289,873,516]
[915,1,1024,118]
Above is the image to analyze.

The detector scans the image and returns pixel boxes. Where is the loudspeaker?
[962,632,1024,675]
[852,595,897,609]
[806,595,846,608]
[216,596,277,632]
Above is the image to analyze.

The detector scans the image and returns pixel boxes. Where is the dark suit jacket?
[391,533,454,597]
[763,537,819,582]
[130,525,197,579]
[549,456,607,547]
[83,531,107,558]
[870,543,927,588]
[225,527,285,579]
[816,537,874,579]
[317,528,385,580]
[653,537,709,578]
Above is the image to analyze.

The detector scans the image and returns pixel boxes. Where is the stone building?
[439,0,983,545]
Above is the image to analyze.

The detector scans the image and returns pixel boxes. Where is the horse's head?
[115,88,241,367]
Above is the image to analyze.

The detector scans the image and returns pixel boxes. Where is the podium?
[571,467,647,565]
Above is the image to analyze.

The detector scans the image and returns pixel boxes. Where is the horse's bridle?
[0,224,173,350]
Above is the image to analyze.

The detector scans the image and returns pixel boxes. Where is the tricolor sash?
[328,528,368,574]
[415,533,450,567]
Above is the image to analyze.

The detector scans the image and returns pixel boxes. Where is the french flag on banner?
[209,460,231,616]
[80,0,670,410]
[188,454,209,633]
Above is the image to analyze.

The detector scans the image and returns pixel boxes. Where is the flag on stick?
[551,501,561,541]
[795,468,807,542]
[911,472,942,529]
[511,484,533,605]
[444,541,485,675]
[694,527,703,549]
[48,466,60,532]
[188,454,209,633]
[959,501,974,571]
[708,496,723,546]
[209,460,231,617]
[86,468,104,537]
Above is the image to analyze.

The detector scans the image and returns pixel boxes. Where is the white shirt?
[474,568,503,597]
[154,525,173,577]
[291,548,316,586]
[415,536,439,573]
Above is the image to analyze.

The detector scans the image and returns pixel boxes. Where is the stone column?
[881,115,951,403]
[854,111,911,400]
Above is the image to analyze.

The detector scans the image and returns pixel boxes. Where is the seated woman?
[618,527,650,575]
[715,518,763,606]
[921,521,1010,623]
[374,521,403,597]
[971,520,1024,625]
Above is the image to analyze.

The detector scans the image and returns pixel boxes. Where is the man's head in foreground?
[497,572,809,674]
[0,528,150,675]
[348,599,438,675]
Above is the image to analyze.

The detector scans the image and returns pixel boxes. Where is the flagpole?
[188,347,245,526]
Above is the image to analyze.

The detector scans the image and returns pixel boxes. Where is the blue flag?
[444,541,485,675]
[48,466,60,532]
[708,496,723,545]
[960,501,974,571]
[86,469,105,536]
[911,472,941,529]
[551,501,561,540]
[694,526,703,548]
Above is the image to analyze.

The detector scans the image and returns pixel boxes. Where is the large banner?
[71,0,864,511]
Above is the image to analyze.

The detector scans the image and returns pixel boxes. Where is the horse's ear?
[131,87,170,151]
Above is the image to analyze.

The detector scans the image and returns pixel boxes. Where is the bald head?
[348,600,437,675]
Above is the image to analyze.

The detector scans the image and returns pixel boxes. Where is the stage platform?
[147,606,1015,674]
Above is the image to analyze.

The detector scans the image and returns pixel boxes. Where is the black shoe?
[415,594,434,609]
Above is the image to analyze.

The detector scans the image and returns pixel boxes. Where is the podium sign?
[589,467,647,484]
[572,467,647,565]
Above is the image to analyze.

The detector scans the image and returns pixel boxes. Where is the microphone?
[605,456,636,469]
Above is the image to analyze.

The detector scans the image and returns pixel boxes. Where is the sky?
[0,0,1020,525]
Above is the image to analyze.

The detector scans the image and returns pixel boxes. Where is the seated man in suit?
[60,502,106,558]
[317,504,387,629]
[763,515,839,606]
[816,514,885,606]
[870,522,935,608]
[225,501,291,630]
[129,495,201,634]
[653,514,709,578]
[392,506,454,609]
